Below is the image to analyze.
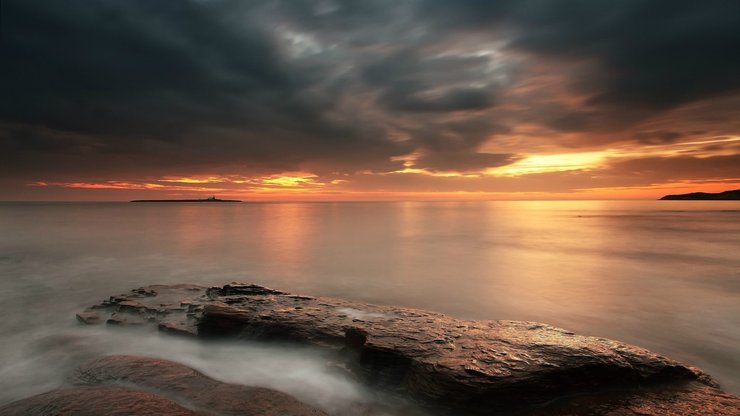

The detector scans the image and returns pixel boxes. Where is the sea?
[0,200,738,414]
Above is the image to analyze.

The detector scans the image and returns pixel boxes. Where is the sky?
[2,0,740,201]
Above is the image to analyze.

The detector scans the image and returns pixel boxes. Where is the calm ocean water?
[0,200,738,412]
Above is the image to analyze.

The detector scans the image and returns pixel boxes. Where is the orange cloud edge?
[24,177,740,201]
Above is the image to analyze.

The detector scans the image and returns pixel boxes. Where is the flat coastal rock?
[73,355,328,416]
[76,283,740,415]
[0,355,327,416]
[0,385,206,416]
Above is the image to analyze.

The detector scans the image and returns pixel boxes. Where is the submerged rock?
[0,355,327,416]
[75,283,740,415]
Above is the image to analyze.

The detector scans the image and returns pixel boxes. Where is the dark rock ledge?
[0,355,326,416]
[31,283,740,415]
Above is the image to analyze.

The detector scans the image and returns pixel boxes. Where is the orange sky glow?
[3,2,739,201]
[13,132,740,201]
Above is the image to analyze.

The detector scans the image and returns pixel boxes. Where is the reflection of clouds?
[477,201,616,309]
[257,203,318,278]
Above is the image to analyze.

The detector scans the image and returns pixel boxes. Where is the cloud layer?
[2,0,739,199]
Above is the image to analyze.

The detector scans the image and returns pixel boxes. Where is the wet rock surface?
[539,382,740,416]
[0,355,327,416]
[74,283,740,415]
[73,355,328,416]
[0,385,206,416]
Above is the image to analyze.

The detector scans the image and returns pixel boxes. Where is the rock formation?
[0,385,205,416]
[0,355,326,416]
[66,283,740,415]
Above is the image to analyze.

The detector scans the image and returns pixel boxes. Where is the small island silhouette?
[659,189,740,200]
[131,196,241,203]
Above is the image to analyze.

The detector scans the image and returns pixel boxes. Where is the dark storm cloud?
[408,116,509,153]
[544,110,596,133]
[422,0,740,111]
[2,1,288,136]
[634,130,684,145]
[0,0,411,178]
[1,0,739,192]
[415,151,519,173]
[363,50,500,113]
[403,116,512,171]
[605,154,740,183]
[381,86,495,113]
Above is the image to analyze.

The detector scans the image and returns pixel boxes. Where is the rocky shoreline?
[659,189,740,200]
[0,355,326,416]
[3,283,738,415]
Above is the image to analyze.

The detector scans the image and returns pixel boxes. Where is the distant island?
[659,189,740,200]
[131,196,241,203]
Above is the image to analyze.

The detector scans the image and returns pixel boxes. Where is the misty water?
[0,200,739,413]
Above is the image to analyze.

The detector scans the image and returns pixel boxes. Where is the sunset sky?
[2,0,740,200]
